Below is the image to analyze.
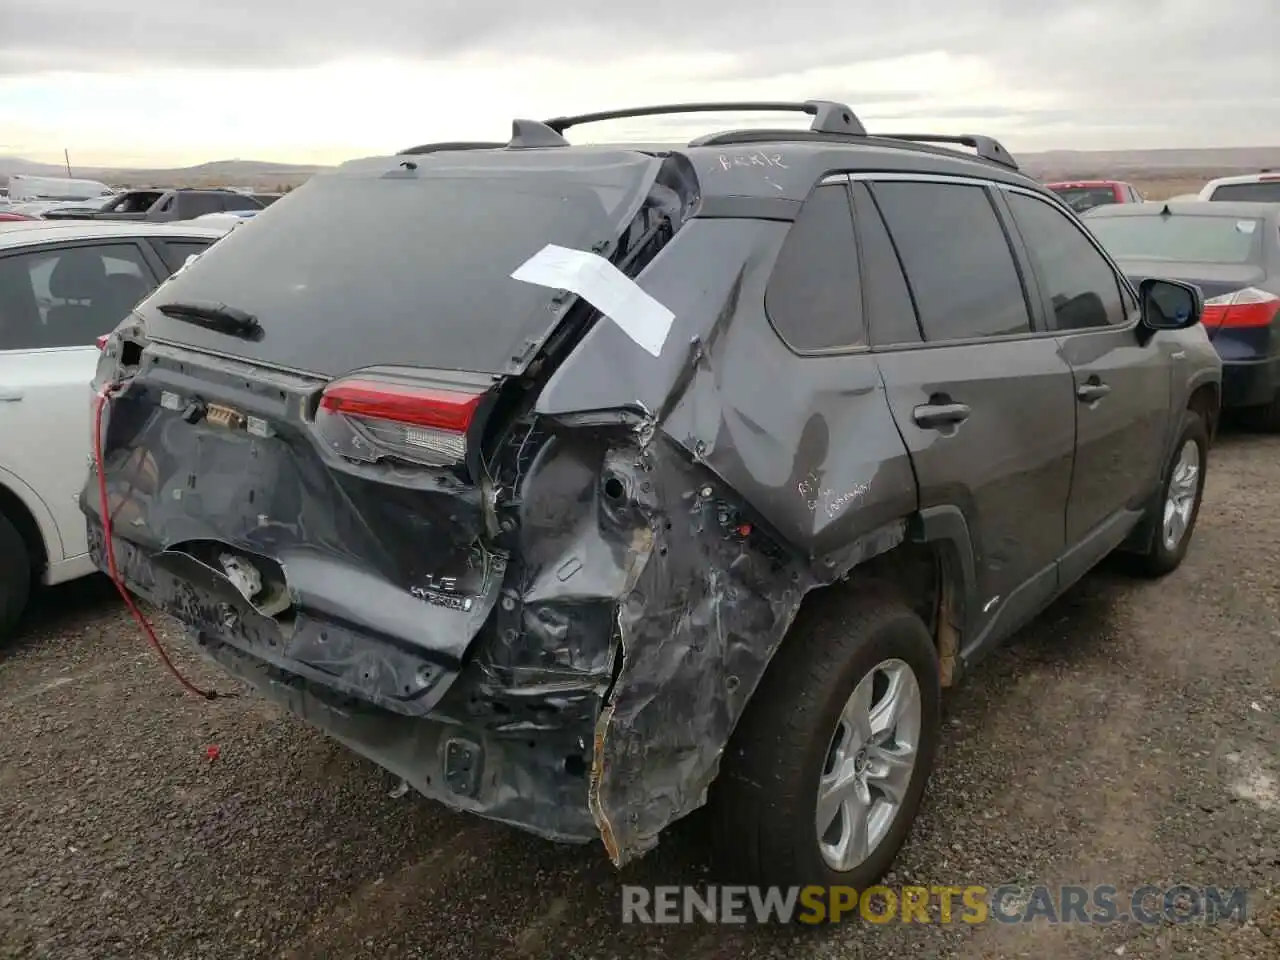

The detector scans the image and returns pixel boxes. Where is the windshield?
[138,152,661,377]
[1048,185,1117,213]
[1208,181,1280,203]
[1086,214,1265,265]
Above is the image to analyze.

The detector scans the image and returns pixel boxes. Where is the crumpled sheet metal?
[585,438,816,863]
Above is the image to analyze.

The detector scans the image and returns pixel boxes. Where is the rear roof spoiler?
[397,99,1019,171]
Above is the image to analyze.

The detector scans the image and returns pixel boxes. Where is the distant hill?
[0,157,329,191]
[3,145,1278,192]
[1019,146,1280,179]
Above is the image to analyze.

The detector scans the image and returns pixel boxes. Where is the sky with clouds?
[0,0,1276,167]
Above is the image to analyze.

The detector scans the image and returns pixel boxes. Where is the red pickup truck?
[1045,179,1144,214]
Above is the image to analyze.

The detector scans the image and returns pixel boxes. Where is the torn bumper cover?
[85,427,814,863]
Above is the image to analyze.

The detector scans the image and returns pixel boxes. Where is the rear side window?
[1208,181,1280,203]
[221,193,262,212]
[872,181,1032,342]
[151,238,214,273]
[1006,192,1126,330]
[1049,186,1118,214]
[850,182,920,346]
[182,193,224,218]
[764,183,864,352]
[0,242,156,350]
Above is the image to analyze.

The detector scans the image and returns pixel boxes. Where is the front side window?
[872,180,1032,342]
[0,243,156,350]
[1007,192,1127,330]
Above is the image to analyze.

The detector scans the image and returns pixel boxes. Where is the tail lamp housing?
[314,372,492,469]
[1202,287,1280,331]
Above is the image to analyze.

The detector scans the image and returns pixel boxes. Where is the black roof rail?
[872,133,1018,170]
[398,119,569,156]
[399,140,507,155]
[543,100,866,137]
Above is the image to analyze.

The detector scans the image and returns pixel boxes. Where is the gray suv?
[83,100,1221,889]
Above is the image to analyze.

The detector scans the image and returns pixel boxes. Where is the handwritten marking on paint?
[511,244,675,357]
[798,474,872,519]
[716,152,788,171]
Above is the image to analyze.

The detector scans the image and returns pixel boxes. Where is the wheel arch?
[0,467,62,578]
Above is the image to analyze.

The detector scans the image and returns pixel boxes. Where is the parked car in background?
[84,99,1218,889]
[0,212,34,222]
[1045,179,1144,214]
[43,187,264,224]
[1085,200,1280,427]
[0,219,231,639]
[1198,172,1280,203]
[6,173,115,204]
[189,210,261,228]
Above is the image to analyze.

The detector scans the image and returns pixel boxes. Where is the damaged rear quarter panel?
[535,216,919,862]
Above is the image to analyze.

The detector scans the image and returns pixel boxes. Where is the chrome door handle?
[1076,382,1111,403]
[0,388,23,402]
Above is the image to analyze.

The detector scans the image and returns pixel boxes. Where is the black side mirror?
[1139,277,1203,332]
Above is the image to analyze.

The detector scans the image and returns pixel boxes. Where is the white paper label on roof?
[511,243,675,358]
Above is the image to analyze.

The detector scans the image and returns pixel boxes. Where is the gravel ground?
[2,430,1278,960]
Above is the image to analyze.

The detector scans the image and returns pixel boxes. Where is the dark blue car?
[1086,200,1280,428]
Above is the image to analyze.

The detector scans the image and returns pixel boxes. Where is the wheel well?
[0,482,47,576]
[1187,383,1220,442]
[819,538,964,688]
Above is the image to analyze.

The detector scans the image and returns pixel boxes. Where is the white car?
[0,219,230,638]
[1197,172,1280,203]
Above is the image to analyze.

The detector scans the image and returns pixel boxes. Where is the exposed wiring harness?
[93,383,227,701]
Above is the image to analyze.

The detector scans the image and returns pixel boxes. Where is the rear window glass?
[137,154,660,376]
[1048,185,1118,214]
[1208,181,1280,203]
[1086,214,1264,265]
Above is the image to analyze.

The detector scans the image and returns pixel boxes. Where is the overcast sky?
[1,0,1275,167]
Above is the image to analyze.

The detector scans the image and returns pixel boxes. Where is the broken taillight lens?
[1202,287,1280,330]
[315,375,487,467]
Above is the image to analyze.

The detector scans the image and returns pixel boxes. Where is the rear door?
[858,176,1078,647]
[0,240,163,564]
[999,187,1171,578]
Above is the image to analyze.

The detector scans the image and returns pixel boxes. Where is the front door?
[998,188,1172,568]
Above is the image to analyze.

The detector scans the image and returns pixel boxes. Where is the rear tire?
[1131,410,1208,577]
[708,582,941,889]
[0,511,32,642]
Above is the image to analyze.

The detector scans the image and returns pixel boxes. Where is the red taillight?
[1202,288,1280,330]
[320,379,482,432]
[96,335,109,350]
[315,375,487,468]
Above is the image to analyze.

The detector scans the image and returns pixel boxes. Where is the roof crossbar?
[543,100,866,137]
[875,133,1018,170]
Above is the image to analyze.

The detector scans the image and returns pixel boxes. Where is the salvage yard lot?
[2,431,1279,960]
